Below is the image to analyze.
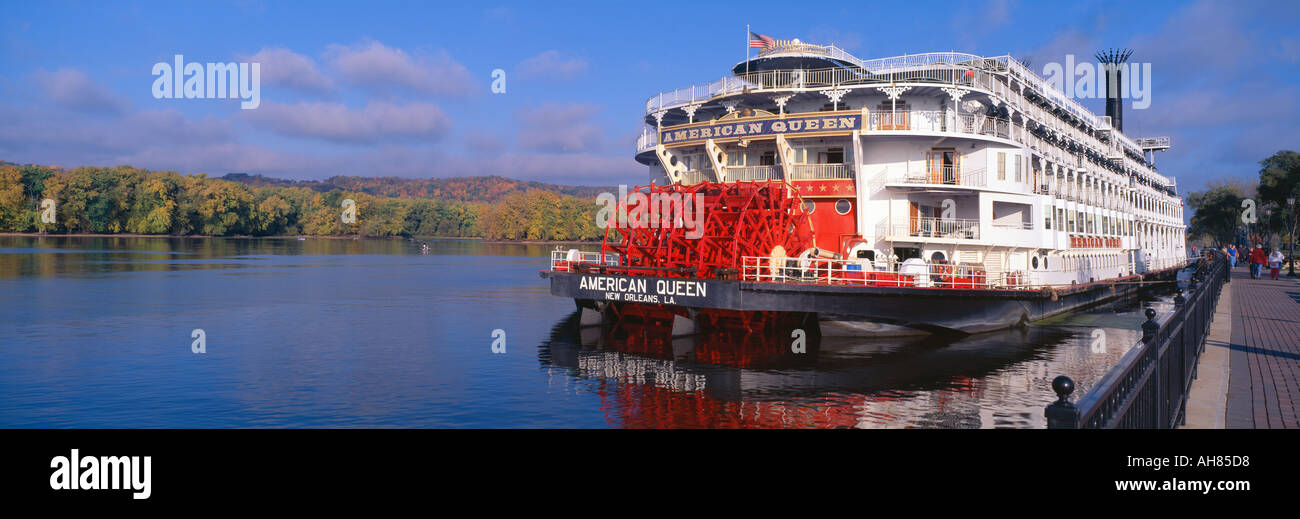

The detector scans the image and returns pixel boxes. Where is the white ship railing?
[996,56,1098,128]
[877,217,982,240]
[645,56,994,114]
[636,131,658,153]
[992,220,1035,230]
[889,166,987,188]
[788,163,852,180]
[549,250,1194,291]
[648,53,1013,115]
[549,249,620,272]
[740,256,1037,289]
[753,45,985,74]
[679,170,712,185]
[866,110,1009,136]
[738,255,1194,290]
[727,165,781,181]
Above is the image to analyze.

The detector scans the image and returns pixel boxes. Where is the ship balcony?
[727,165,782,181]
[886,166,987,188]
[992,220,1035,231]
[646,52,990,114]
[789,163,852,180]
[705,164,852,182]
[867,111,1012,140]
[636,132,658,153]
[877,217,982,241]
[679,169,714,185]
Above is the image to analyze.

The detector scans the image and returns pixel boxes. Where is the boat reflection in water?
[537,298,1162,428]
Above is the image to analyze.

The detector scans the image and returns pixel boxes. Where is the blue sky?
[1,0,1297,193]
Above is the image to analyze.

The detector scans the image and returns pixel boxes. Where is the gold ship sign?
[660,108,867,148]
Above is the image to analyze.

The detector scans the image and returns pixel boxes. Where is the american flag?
[749,32,775,50]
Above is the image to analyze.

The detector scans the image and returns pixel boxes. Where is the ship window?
[825,148,844,164]
[835,199,852,215]
[857,249,874,260]
[931,251,946,262]
[1032,256,1039,269]
[760,151,776,166]
[820,103,835,112]
[894,247,921,262]
[997,152,1006,181]
[875,102,910,130]
[803,200,815,214]
[1014,155,1023,183]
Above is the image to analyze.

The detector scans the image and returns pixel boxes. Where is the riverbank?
[477,239,599,245]
[0,232,599,245]
[1,232,409,240]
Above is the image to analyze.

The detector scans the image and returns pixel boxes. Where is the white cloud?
[244,101,452,144]
[243,47,335,94]
[325,40,477,98]
[31,68,128,114]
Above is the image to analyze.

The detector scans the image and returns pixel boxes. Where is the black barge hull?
[541,267,1183,334]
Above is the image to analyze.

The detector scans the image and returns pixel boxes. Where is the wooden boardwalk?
[1226,265,1300,428]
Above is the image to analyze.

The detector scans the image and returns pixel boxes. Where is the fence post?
[1045,375,1080,428]
[1142,308,1161,427]
[1141,308,1159,343]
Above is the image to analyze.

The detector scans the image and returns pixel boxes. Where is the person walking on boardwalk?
[1269,248,1284,280]
[1249,245,1267,279]
[1228,244,1237,269]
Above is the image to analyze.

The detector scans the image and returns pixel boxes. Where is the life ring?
[933,264,953,285]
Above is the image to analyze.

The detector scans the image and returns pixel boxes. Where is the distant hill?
[218,173,616,203]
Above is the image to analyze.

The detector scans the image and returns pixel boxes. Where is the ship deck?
[541,260,1190,333]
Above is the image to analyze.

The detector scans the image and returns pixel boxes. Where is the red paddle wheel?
[595,180,819,334]
[601,180,816,280]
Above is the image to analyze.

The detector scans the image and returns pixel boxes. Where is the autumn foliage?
[0,163,609,241]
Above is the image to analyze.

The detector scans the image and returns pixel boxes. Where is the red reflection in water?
[601,381,862,429]
[590,304,993,428]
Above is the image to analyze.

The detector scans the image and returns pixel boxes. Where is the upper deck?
[638,44,1172,190]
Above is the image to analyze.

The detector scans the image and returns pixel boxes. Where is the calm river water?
[0,236,1177,428]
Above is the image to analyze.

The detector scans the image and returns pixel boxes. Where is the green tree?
[127,172,180,234]
[253,192,293,236]
[1187,180,1249,246]
[0,166,26,230]
[1259,150,1300,251]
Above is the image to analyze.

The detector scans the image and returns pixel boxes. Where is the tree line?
[1186,150,1300,250]
[219,172,613,202]
[0,164,607,241]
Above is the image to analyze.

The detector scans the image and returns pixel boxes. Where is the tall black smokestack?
[1096,48,1132,132]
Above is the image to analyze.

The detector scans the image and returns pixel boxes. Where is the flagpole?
[746,24,750,76]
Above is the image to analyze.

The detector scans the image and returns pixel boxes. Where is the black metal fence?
[1045,252,1229,428]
